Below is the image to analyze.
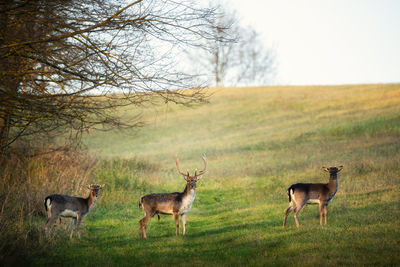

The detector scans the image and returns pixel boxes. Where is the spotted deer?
[44,184,104,239]
[139,155,206,238]
[283,166,343,228]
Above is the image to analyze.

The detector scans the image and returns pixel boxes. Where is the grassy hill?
[35,84,400,266]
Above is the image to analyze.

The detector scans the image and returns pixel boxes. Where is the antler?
[176,155,188,178]
[196,154,207,178]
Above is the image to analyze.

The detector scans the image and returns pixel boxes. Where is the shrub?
[0,149,97,264]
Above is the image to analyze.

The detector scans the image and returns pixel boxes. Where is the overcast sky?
[225,0,400,85]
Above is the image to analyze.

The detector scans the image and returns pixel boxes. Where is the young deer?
[139,155,206,238]
[44,184,104,239]
[282,166,343,228]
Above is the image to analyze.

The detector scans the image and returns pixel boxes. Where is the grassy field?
[33,84,399,266]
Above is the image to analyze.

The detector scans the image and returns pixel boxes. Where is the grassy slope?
[36,84,400,266]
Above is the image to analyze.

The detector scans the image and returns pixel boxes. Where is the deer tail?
[138,197,143,209]
[44,196,52,212]
[287,186,294,202]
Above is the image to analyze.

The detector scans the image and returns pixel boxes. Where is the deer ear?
[337,166,343,172]
[322,167,329,172]
[100,184,105,188]
[86,184,91,189]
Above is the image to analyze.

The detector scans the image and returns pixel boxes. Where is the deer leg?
[181,214,187,236]
[58,218,67,230]
[283,204,294,228]
[324,205,328,225]
[173,213,179,236]
[76,216,83,239]
[139,216,148,239]
[44,215,58,234]
[319,203,324,226]
[293,202,305,228]
[139,211,153,239]
[70,218,77,239]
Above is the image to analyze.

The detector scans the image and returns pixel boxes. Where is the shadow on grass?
[69,220,291,265]
[32,188,400,266]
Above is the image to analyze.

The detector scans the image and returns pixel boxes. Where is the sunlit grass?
[31,84,400,266]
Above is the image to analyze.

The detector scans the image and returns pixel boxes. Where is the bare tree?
[234,28,276,86]
[189,5,275,87]
[208,7,238,86]
[0,0,222,153]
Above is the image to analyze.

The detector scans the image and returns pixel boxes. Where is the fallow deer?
[44,184,104,239]
[139,155,206,238]
[282,166,343,228]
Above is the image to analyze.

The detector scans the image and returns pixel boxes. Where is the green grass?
[32,84,400,266]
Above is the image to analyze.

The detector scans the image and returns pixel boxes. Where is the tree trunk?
[0,109,11,153]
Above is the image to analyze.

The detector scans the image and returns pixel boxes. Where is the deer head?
[86,184,105,197]
[322,166,343,174]
[176,155,207,188]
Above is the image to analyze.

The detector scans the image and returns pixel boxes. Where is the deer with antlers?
[139,155,207,238]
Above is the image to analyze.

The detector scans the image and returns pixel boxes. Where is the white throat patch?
[179,189,196,215]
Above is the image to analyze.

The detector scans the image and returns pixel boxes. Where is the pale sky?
[226,0,400,85]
